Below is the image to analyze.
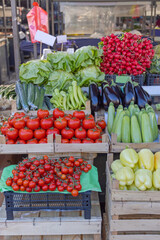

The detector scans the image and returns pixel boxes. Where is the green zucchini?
[107,102,115,135]
[22,82,28,99]
[128,101,134,116]
[148,111,158,141]
[42,101,49,110]
[44,96,53,110]
[114,110,125,142]
[34,85,40,108]
[131,115,142,143]
[27,83,37,110]
[38,86,45,109]
[15,84,22,110]
[16,81,29,112]
[122,115,131,143]
[141,112,153,143]
[112,105,123,133]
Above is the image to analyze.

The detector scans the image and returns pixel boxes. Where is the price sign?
[35,30,56,47]
[57,35,67,43]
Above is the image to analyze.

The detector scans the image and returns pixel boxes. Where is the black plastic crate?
[146,73,160,86]
[105,74,145,86]
[4,191,91,220]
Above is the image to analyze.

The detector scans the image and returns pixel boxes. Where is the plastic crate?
[105,74,145,86]
[146,73,160,86]
[4,191,91,220]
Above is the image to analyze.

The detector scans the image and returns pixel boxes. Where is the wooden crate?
[0,192,101,240]
[110,132,160,153]
[11,100,91,116]
[0,134,54,154]
[55,129,109,153]
[105,153,160,240]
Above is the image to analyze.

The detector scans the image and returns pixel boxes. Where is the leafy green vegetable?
[45,70,76,94]
[150,56,160,74]
[47,52,75,72]
[19,60,52,85]
[75,65,105,87]
[74,46,103,71]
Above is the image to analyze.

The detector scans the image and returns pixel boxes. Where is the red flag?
[27,2,48,43]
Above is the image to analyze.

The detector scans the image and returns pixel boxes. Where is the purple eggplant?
[124,81,136,107]
[101,82,108,110]
[134,85,147,109]
[103,83,120,108]
[140,86,152,105]
[110,80,123,104]
[89,83,100,112]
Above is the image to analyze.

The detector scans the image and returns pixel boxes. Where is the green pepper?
[72,81,81,108]
[77,86,86,106]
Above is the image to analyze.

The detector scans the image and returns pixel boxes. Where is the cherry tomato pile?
[6,155,92,197]
[1,108,106,144]
[100,33,154,76]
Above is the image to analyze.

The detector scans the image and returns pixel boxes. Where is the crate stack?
[0,101,110,240]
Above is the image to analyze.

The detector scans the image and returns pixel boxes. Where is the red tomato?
[53,108,64,119]
[46,127,60,139]
[49,184,56,191]
[58,185,64,192]
[37,109,49,119]
[34,129,46,140]
[73,111,85,120]
[42,184,49,191]
[13,118,25,129]
[68,118,81,130]
[26,187,32,192]
[67,185,73,192]
[19,128,33,141]
[26,118,40,130]
[12,184,19,191]
[75,184,82,191]
[8,116,16,127]
[6,139,15,144]
[61,167,68,174]
[64,114,72,121]
[95,138,102,143]
[74,161,80,167]
[17,179,23,186]
[71,189,79,197]
[75,127,86,139]
[22,116,30,123]
[27,138,38,144]
[14,112,25,118]
[87,128,100,140]
[15,139,26,144]
[6,177,12,186]
[61,138,69,143]
[82,117,95,130]
[70,138,81,143]
[39,138,47,144]
[6,128,18,140]
[82,138,94,143]
[54,117,67,130]
[40,117,53,130]
[29,181,36,189]
[1,123,10,135]
[97,120,106,129]
[34,185,41,192]
[61,128,74,139]
[23,180,29,187]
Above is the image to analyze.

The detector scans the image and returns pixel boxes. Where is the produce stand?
[104,153,160,240]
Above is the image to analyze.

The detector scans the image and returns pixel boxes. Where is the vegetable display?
[107,102,158,143]
[99,32,154,75]
[0,84,16,99]
[5,155,92,197]
[111,148,160,191]
[1,109,106,144]
[50,81,87,110]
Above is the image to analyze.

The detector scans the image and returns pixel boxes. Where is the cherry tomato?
[75,184,82,191]
[29,181,36,189]
[74,161,80,167]
[37,109,49,119]
[26,187,32,192]
[49,184,56,191]
[42,184,49,191]
[67,185,73,192]
[71,189,79,197]
[38,179,45,187]
[6,177,12,186]
[17,178,23,186]
[23,179,29,188]
[34,185,41,192]
[12,184,19,191]
[20,185,25,191]
[26,118,40,130]
[58,185,64,192]
[69,156,75,162]
[53,108,64,119]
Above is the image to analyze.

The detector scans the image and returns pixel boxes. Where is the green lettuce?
[19,60,52,85]
[47,52,75,72]
[150,56,160,74]
[74,46,103,71]
[75,65,105,87]
[45,70,76,94]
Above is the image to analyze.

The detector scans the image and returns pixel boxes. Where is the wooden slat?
[111,201,160,215]
[110,219,160,232]
[43,236,61,240]
[0,237,21,240]
[21,237,41,240]
[110,235,160,240]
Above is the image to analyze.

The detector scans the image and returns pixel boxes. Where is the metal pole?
[27,0,29,9]
[46,0,50,34]
[153,1,157,39]
[58,2,60,35]
[11,0,21,80]
[51,0,55,35]
[30,0,37,59]
[2,0,7,39]
[150,2,153,36]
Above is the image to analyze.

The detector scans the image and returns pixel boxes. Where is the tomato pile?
[1,109,106,144]
[6,155,92,197]
[100,33,154,76]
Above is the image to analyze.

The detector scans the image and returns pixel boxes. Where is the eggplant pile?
[89,80,152,113]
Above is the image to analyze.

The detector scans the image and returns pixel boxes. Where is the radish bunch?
[100,33,154,76]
